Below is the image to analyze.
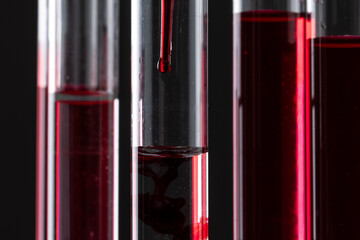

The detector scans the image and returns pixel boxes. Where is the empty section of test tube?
[310,1,360,239]
[131,0,208,239]
[233,1,311,239]
[37,0,120,239]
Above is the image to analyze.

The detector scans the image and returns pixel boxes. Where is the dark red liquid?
[55,91,115,240]
[158,0,174,73]
[133,146,208,240]
[312,36,360,239]
[233,11,308,239]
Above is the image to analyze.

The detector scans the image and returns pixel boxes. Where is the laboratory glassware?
[131,0,209,239]
[36,0,119,239]
[233,0,311,239]
[310,1,360,239]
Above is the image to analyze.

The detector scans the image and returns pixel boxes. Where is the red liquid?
[36,87,47,240]
[133,146,208,240]
[233,11,308,239]
[158,0,175,73]
[55,91,115,240]
[312,36,360,239]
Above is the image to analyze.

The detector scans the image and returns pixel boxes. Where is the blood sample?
[310,1,360,239]
[134,147,208,239]
[36,0,119,239]
[131,0,208,239]
[233,1,310,239]
[312,35,360,240]
[55,90,115,239]
[312,36,360,240]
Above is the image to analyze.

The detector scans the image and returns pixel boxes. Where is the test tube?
[37,0,119,239]
[36,0,48,239]
[131,0,208,239]
[233,0,311,239]
[310,1,360,239]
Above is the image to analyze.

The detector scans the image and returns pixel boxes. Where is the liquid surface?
[55,91,116,240]
[133,146,208,240]
[233,10,308,240]
[312,36,360,240]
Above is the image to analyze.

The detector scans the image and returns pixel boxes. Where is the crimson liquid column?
[310,1,360,239]
[233,0,311,239]
[36,0,119,239]
[131,0,208,239]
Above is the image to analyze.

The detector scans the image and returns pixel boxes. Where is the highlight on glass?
[310,1,360,239]
[36,0,119,239]
[232,0,311,239]
[131,0,208,239]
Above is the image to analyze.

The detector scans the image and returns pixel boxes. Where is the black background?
[0,0,233,239]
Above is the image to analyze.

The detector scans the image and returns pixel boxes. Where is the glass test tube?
[37,0,119,239]
[131,0,208,239]
[310,1,360,239]
[233,0,311,239]
[36,0,48,239]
